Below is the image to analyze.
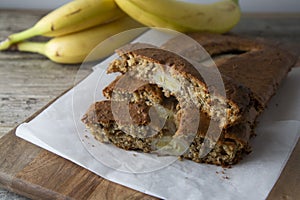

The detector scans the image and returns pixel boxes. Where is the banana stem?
[0,39,10,50]
[232,0,239,5]
[16,41,47,56]
[0,26,39,50]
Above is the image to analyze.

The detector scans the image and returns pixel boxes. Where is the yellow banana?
[0,0,124,50]
[115,0,241,33]
[13,17,144,64]
[114,0,189,32]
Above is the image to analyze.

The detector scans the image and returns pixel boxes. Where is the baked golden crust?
[82,100,151,126]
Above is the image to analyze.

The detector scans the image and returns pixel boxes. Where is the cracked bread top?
[82,100,150,127]
[162,33,297,111]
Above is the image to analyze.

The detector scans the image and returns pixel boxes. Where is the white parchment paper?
[16,30,300,199]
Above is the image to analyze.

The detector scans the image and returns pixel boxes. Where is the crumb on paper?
[216,168,231,180]
[222,176,229,180]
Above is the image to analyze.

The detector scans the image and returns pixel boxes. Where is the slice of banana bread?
[107,47,252,128]
[82,99,251,166]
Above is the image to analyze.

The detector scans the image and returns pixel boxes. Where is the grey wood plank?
[0,9,89,200]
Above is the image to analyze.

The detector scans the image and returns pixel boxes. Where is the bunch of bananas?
[0,0,144,64]
[0,0,240,64]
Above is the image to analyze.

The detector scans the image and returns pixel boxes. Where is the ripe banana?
[0,0,124,50]
[114,0,241,33]
[114,0,189,32]
[13,17,144,64]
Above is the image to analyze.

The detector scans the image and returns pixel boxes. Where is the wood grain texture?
[267,140,300,200]
[14,150,152,200]
[0,11,92,138]
[0,9,299,200]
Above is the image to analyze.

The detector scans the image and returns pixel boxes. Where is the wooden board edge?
[267,139,300,199]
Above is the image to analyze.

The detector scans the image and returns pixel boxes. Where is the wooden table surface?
[0,10,299,200]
